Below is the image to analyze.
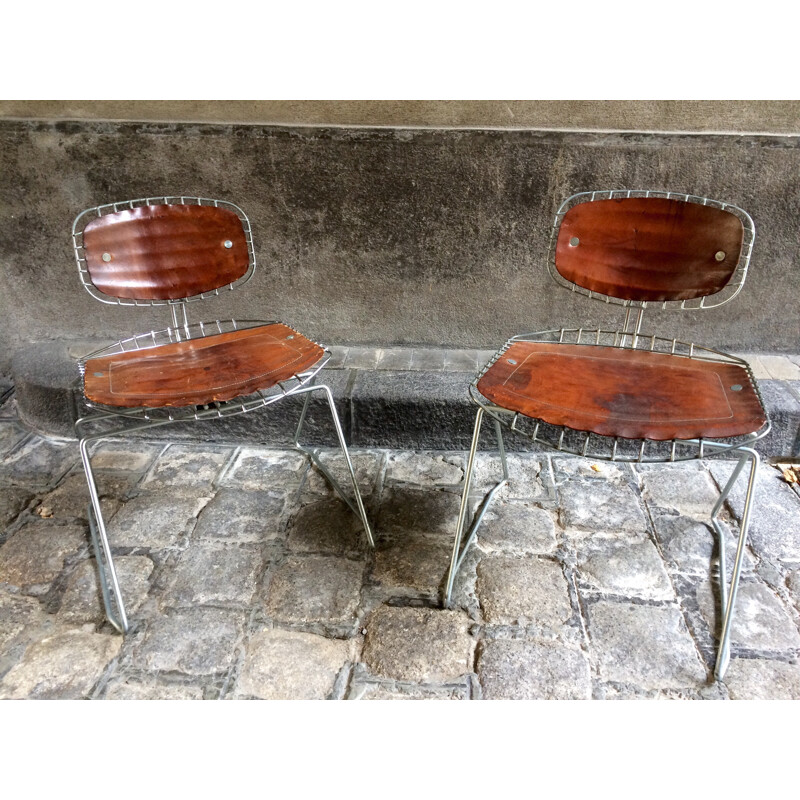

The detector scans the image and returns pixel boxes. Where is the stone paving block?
[386,452,463,486]
[36,472,131,522]
[477,639,591,700]
[411,349,446,371]
[696,579,800,652]
[0,630,121,699]
[219,448,308,490]
[142,444,233,488]
[0,422,28,457]
[478,502,557,555]
[472,453,549,500]
[57,556,154,625]
[0,486,33,530]
[760,355,800,380]
[552,457,628,483]
[287,498,365,555]
[558,479,648,534]
[131,608,244,675]
[723,657,800,699]
[349,683,470,700]
[576,538,675,601]
[106,491,212,549]
[0,436,77,488]
[443,349,481,372]
[89,441,165,473]
[376,348,413,371]
[371,531,451,596]
[377,487,462,535]
[650,511,716,575]
[788,570,800,611]
[299,450,383,499]
[639,462,720,519]
[708,462,800,563]
[193,488,286,543]
[587,600,707,689]
[0,521,86,588]
[476,556,572,627]
[104,679,205,700]
[343,347,380,370]
[361,605,471,683]
[265,555,364,626]
[165,543,262,607]
[237,628,350,699]
[0,590,48,652]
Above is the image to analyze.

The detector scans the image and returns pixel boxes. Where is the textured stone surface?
[57,556,153,625]
[724,657,800,699]
[477,639,591,700]
[0,521,86,587]
[106,491,211,549]
[300,451,384,498]
[377,487,462,535]
[371,532,452,595]
[472,454,548,500]
[0,437,76,488]
[559,480,647,533]
[265,556,364,625]
[0,486,32,529]
[132,608,244,675]
[287,498,364,555]
[0,630,121,699]
[0,423,28,457]
[89,441,164,473]
[193,489,286,542]
[576,538,675,601]
[362,606,471,682]
[696,580,800,651]
[0,590,48,651]
[478,502,557,554]
[708,462,800,563]
[142,444,233,488]
[476,556,571,627]
[237,629,349,699]
[104,679,204,700]
[651,511,717,575]
[220,449,308,490]
[386,452,463,486]
[165,544,262,607]
[36,472,129,522]
[639,463,720,519]
[587,601,707,689]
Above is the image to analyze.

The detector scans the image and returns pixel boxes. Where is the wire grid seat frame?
[444,190,770,681]
[72,196,375,634]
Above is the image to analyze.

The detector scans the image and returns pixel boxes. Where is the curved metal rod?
[291,383,375,548]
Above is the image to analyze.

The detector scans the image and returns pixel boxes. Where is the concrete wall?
[1,115,799,376]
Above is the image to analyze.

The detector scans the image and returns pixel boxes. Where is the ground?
[1,392,799,700]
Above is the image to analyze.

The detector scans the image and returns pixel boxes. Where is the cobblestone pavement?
[1,394,799,700]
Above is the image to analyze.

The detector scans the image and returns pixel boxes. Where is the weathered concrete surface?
[2,120,799,382]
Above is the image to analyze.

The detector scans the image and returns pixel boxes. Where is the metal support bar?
[292,382,375,548]
[443,408,509,607]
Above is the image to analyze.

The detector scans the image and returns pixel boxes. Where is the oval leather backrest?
[82,204,250,301]
[554,197,745,302]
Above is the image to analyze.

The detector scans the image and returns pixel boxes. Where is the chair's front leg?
[78,435,129,633]
[714,447,760,681]
[293,383,375,548]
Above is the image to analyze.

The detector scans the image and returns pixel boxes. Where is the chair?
[72,196,374,633]
[444,190,770,680]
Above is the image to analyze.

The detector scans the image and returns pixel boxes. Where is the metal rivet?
[286,335,295,339]
[715,250,726,262]
[101,252,112,262]
[569,237,580,247]
[93,372,104,377]
[730,384,743,392]
[508,358,517,365]
[223,240,233,249]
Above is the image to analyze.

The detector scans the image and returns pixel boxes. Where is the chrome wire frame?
[444,325,770,681]
[546,190,756,314]
[74,321,374,633]
[72,196,256,307]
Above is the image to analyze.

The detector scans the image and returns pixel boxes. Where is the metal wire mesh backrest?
[547,190,755,310]
[72,197,256,306]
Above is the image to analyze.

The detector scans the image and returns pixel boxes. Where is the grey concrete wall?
[2,100,800,134]
[1,119,799,376]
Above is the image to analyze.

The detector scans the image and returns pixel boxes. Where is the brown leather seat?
[83,323,324,408]
[477,341,766,441]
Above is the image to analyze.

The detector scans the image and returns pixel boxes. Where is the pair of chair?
[72,192,769,681]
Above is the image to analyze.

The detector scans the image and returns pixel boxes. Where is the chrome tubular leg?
[293,384,375,548]
[714,447,760,681]
[443,408,509,608]
[78,436,129,633]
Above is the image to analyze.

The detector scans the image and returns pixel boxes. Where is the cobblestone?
[1,419,799,700]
